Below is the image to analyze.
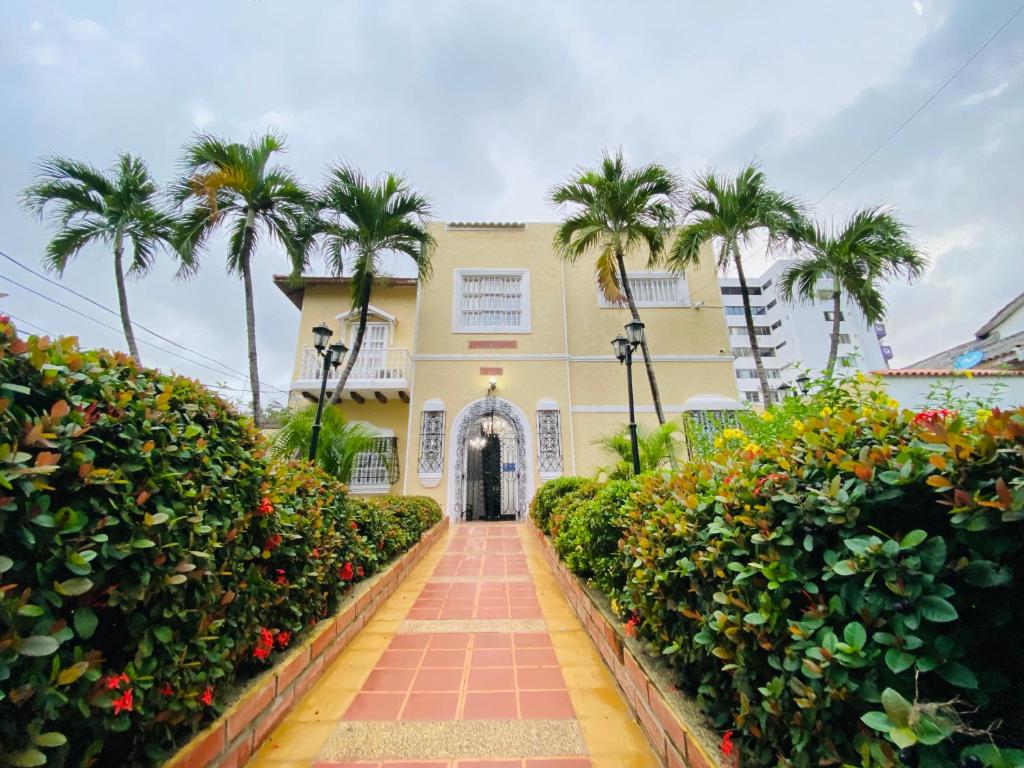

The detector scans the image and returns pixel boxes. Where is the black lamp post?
[796,374,811,394]
[308,324,348,462]
[612,319,645,476]
[778,383,793,398]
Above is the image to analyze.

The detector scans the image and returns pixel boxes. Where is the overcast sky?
[2,1,1022,407]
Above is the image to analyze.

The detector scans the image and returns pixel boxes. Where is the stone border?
[529,521,722,768]
[164,518,449,768]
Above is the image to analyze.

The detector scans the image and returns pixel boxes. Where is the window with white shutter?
[599,272,690,308]
[454,270,530,333]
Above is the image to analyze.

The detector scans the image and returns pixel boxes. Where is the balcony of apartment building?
[293,345,412,404]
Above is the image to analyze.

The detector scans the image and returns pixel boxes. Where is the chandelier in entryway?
[469,377,499,449]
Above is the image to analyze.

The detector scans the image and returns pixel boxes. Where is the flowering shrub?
[554,478,637,593]
[0,320,441,767]
[528,476,591,533]
[537,382,1024,766]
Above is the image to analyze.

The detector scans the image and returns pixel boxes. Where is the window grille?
[736,369,781,379]
[732,347,776,358]
[744,391,761,402]
[417,410,445,473]
[824,310,845,321]
[724,305,766,316]
[599,273,688,307]
[457,272,527,331]
[729,326,770,336]
[683,409,741,457]
[536,409,563,474]
[721,286,762,296]
[835,333,852,344]
[350,437,399,489]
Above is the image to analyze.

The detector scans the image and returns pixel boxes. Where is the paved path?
[245,522,657,768]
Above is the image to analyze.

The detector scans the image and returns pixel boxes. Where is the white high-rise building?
[718,260,892,404]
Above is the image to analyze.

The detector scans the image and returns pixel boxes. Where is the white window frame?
[598,272,690,309]
[453,269,531,334]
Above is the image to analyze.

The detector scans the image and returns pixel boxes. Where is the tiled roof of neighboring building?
[271,274,418,310]
[975,289,1024,339]
[907,329,1024,370]
[873,368,1024,377]
[445,221,527,229]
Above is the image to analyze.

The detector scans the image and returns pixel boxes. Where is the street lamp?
[796,374,811,394]
[611,320,644,476]
[308,324,348,461]
[778,383,793,398]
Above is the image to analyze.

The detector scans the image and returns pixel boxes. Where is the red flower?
[253,644,270,661]
[339,562,354,581]
[356,565,364,578]
[253,627,275,661]
[913,408,956,426]
[349,521,358,531]
[721,729,735,757]
[112,687,134,715]
[276,631,291,649]
[264,533,282,552]
[106,672,130,690]
[754,472,789,496]
[257,497,273,516]
[311,548,320,558]
[160,682,174,696]
[275,568,288,586]
[200,686,214,706]
[624,615,639,638]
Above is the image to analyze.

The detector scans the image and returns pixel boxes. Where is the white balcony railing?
[296,346,410,388]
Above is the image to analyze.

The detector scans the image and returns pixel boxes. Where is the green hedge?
[538,387,1024,767]
[0,319,440,767]
[528,476,591,534]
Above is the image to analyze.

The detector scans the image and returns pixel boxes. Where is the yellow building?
[274,221,739,520]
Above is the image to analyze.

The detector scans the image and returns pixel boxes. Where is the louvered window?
[599,273,689,308]
[455,270,530,332]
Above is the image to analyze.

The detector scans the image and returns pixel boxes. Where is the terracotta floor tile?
[429,633,471,649]
[389,634,431,650]
[412,667,464,691]
[477,607,511,619]
[343,692,405,720]
[462,690,519,719]
[512,633,552,648]
[524,760,592,768]
[362,667,417,693]
[518,690,575,719]
[422,649,467,668]
[515,648,559,667]
[471,648,514,667]
[401,691,459,720]
[467,667,516,691]
[380,763,448,768]
[456,761,522,768]
[378,649,425,668]
[473,634,513,649]
[516,666,565,691]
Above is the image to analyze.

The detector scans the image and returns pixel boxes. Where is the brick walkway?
[245,523,657,768]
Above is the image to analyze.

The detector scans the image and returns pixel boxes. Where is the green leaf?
[962,560,1012,588]
[899,529,927,548]
[890,726,919,749]
[833,559,858,576]
[743,612,767,625]
[19,636,59,657]
[843,622,866,649]
[153,626,172,643]
[1,748,46,767]
[918,537,947,573]
[1,382,32,395]
[936,661,978,689]
[881,687,912,727]
[34,732,67,748]
[73,607,98,640]
[131,538,156,549]
[885,649,916,673]
[860,711,892,732]
[17,604,44,617]
[0,555,14,574]
[919,596,958,623]
[55,577,93,596]
[183,424,203,438]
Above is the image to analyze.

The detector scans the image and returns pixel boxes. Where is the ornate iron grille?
[350,437,399,489]
[683,410,740,458]
[417,410,445,473]
[536,409,562,474]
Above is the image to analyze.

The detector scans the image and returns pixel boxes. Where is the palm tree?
[269,404,376,482]
[594,420,683,480]
[669,164,805,405]
[549,150,678,424]
[319,164,435,405]
[20,154,179,365]
[172,132,310,426]
[780,208,924,377]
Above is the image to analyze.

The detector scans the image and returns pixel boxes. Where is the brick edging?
[164,518,449,768]
[528,520,721,768]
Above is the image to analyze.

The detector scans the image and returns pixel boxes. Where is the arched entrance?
[447,397,532,522]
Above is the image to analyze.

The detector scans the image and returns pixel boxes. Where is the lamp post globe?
[796,374,811,393]
[312,323,333,352]
[329,341,348,369]
[625,319,645,345]
[611,334,629,362]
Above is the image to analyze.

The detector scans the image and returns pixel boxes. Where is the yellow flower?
[887,398,900,409]
[722,428,746,441]
[820,406,833,417]
[793,420,805,433]
[963,370,975,379]
[976,408,992,422]
[743,442,761,455]
[761,411,775,422]
[714,436,724,448]
[856,372,865,382]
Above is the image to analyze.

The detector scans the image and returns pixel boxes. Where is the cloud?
[955,81,1009,108]
[913,1,924,16]
[188,101,215,129]
[29,19,42,32]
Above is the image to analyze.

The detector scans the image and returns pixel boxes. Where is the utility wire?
[4,311,56,338]
[815,1,1024,204]
[0,249,290,395]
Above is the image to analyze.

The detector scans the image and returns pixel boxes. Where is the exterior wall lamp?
[611,320,645,476]
[308,323,348,461]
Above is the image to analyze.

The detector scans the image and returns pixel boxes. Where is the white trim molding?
[572,404,732,414]
[337,303,398,326]
[452,268,531,334]
[414,353,734,362]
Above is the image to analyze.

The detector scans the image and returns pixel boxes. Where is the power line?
[815,1,1024,204]
[0,249,289,395]
[4,312,56,338]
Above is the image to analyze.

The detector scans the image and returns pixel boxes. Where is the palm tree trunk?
[733,243,772,405]
[113,229,141,366]
[240,211,262,427]
[615,248,666,425]
[824,278,842,378]
[329,279,372,405]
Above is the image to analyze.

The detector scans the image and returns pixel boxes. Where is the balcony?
[293,346,411,403]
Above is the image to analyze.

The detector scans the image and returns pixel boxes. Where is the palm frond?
[269,404,377,482]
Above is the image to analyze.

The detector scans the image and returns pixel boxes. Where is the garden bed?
[530,519,721,768]
[165,517,448,768]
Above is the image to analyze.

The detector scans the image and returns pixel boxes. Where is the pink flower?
[200,686,214,706]
[339,562,354,581]
[275,569,287,586]
[624,615,640,638]
[106,672,130,691]
[257,497,273,516]
[112,687,134,715]
[311,548,320,558]
[721,730,735,757]
[276,631,291,648]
